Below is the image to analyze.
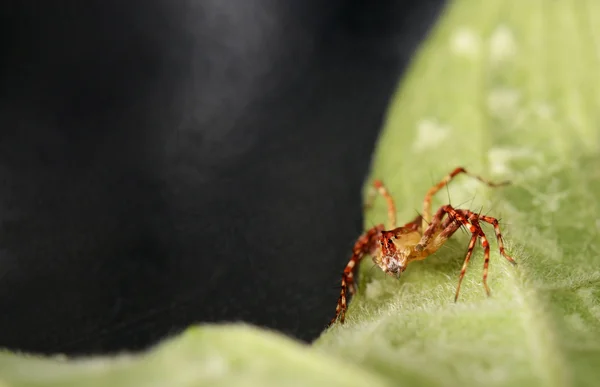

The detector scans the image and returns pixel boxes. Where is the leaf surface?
[317,1,600,386]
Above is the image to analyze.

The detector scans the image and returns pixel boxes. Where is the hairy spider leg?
[412,205,489,300]
[330,224,383,326]
[421,167,510,232]
[416,206,517,301]
[366,179,424,232]
[330,179,423,326]
[454,230,480,302]
[415,204,478,253]
[475,214,517,265]
[349,226,384,297]
[421,212,480,302]
[450,209,487,301]
[439,212,456,230]
[457,210,517,298]
[365,179,397,229]
[469,216,493,296]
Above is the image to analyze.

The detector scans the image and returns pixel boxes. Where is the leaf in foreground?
[0,325,391,387]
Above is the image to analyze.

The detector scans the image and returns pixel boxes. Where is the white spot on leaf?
[450,27,481,58]
[530,178,569,213]
[489,25,517,64]
[199,355,229,377]
[487,88,521,118]
[488,147,540,176]
[534,102,555,120]
[412,119,450,152]
[365,281,383,300]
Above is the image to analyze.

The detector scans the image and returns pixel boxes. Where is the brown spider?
[329,167,517,325]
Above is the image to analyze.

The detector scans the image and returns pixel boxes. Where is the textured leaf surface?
[1,0,600,386]
[316,1,600,386]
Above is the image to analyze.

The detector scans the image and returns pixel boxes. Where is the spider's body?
[330,167,517,326]
[374,228,421,278]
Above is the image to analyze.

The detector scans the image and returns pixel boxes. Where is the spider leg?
[474,214,517,265]
[330,224,383,326]
[455,231,479,302]
[471,219,491,297]
[421,167,510,231]
[413,205,496,300]
[465,216,493,296]
[417,212,479,301]
[402,213,423,231]
[364,179,397,229]
[457,209,518,299]
[415,205,452,252]
[440,214,455,230]
[458,210,517,300]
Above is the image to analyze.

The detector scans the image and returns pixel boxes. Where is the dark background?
[0,0,446,355]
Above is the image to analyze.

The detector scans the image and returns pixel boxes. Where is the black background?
[0,0,446,355]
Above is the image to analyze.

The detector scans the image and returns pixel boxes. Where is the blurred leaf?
[0,325,392,387]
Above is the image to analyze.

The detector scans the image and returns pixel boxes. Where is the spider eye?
[387,238,393,244]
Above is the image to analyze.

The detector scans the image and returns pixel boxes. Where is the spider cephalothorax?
[329,167,516,325]
[373,230,420,278]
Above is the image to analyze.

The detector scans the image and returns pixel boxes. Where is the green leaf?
[316,0,600,386]
[0,324,392,387]
[2,1,600,386]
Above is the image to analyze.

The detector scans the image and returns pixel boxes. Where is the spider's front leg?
[457,210,517,297]
[414,204,476,254]
[329,178,395,326]
[329,224,383,326]
[365,179,398,229]
[414,205,487,300]
[415,204,516,301]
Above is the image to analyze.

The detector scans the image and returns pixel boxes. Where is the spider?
[329,167,517,326]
